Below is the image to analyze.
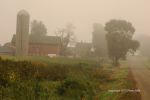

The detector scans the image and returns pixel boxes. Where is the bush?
[56,78,88,99]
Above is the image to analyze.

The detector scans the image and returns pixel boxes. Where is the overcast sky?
[0,0,150,45]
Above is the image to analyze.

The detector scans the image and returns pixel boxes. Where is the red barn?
[11,35,61,56]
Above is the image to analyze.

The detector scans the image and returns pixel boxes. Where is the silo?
[16,10,30,56]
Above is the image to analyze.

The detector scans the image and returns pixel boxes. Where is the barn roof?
[11,35,61,45]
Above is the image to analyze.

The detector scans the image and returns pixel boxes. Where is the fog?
[0,0,150,45]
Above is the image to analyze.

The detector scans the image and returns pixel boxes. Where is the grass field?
[0,56,140,100]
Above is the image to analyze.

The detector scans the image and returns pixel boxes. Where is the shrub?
[56,78,87,99]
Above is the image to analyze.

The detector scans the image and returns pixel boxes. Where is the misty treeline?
[135,34,150,57]
[30,19,140,66]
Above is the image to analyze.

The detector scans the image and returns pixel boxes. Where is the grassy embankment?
[0,56,140,100]
[144,59,150,69]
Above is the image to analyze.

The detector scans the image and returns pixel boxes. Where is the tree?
[31,20,47,36]
[92,23,107,57]
[55,24,75,56]
[105,19,140,66]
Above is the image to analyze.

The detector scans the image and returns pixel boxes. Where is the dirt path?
[128,56,150,100]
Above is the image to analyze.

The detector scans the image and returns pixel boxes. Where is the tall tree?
[55,23,75,56]
[31,20,47,36]
[92,23,107,57]
[105,19,140,66]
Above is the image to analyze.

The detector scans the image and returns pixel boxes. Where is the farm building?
[11,35,61,56]
[0,45,15,56]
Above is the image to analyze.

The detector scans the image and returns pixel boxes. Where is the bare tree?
[55,23,76,56]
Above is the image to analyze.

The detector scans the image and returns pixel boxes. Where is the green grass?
[144,59,150,69]
[0,55,98,67]
[0,56,139,100]
[96,66,129,99]
[96,61,141,100]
